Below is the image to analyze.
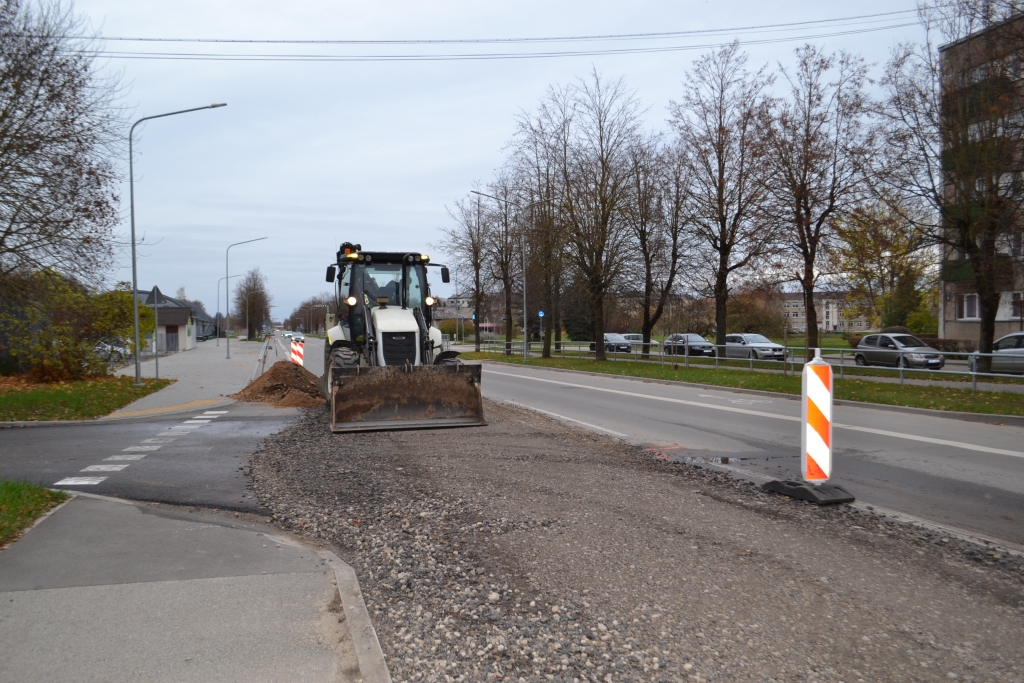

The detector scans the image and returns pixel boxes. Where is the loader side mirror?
[440,267,450,284]
[326,265,337,283]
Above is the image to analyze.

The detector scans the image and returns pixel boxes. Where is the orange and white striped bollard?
[290,340,304,366]
[802,348,832,483]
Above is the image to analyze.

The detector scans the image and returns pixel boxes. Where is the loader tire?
[330,346,359,369]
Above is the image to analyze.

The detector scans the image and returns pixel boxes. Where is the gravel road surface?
[249,401,1024,683]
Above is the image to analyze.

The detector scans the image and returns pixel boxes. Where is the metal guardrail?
[477,339,1023,391]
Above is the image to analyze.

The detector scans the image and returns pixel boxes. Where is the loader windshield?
[354,263,427,311]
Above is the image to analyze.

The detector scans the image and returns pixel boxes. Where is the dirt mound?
[233,361,323,408]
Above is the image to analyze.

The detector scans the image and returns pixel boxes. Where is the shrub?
[435,319,475,339]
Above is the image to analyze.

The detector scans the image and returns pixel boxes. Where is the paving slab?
[0,495,355,683]
[110,339,276,418]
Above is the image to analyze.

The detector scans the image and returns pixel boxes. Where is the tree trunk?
[504,281,514,356]
[803,265,819,360]
[473,270,481,352]
[553,270,562,352]
[714,263,729,358]
[542,268,553,358]
[974,247,1001,374]
[591,289,606,361]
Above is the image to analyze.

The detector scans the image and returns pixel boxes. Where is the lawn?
[0,481,67,547]
[464,353,1024,416]
[0,375,172,421]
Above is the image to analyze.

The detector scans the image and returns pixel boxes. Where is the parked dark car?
[968,332,1024,374]
[664,333,715,356]
[855,333,945,369]
[589,333,631,353]
[725,333,786,360]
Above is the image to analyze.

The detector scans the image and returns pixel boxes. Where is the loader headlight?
[425,296,436,306]
[345,296,357,307]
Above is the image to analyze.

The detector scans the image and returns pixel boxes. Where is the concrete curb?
[0,399,238,428]
[479,361,1024,428]
[316,550,393,683]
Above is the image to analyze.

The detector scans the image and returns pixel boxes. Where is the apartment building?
[938,15,1024,341]
[779,292,871,334]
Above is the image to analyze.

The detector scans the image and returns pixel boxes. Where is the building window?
[1014,292,1023,319]
[956,293,979,320]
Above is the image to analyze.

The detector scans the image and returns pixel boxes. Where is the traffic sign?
[538,310,545,317]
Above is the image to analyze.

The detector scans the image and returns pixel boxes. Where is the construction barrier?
[801,348,832,483]
[290,340,304,366]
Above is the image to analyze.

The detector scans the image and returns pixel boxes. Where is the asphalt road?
[480,362,1024,547]
[0,402,299,511]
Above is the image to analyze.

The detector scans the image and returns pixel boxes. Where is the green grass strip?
[0,481,68,547]
[0,376,172,421]
[464,353,1023,417]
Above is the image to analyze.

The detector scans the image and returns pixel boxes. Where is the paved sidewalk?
[110,339,278,418]
[0,494,360,683]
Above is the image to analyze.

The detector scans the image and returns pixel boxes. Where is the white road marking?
[182,420,210,425]
[81,464,129,472]
[123,445,161,452]
[105,454,147,461]
[487,369,1024,459]
[141,438,176,443]
[193,414,222,419]
[54,477,106,485]
[162,430,192,435]
[501,400,628,437]
[203,411,229,415]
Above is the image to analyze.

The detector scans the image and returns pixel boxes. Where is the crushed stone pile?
[233,360,323,408]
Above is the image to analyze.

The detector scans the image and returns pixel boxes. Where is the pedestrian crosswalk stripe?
[81,464,129,472]
[54,477,106,485]
[105,454,147,460]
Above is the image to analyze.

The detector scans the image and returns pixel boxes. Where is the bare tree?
[879,1,1024,368]
[437,192,487,351]
[539,71,642,360]
[234,267,272,339]
[481,172,523,354]
[620,136,689,357]
[761,45,875,357]
[511,111,566,358]
[669,43,775,352]
[0,1,122,285]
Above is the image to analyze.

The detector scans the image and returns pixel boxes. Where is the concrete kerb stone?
[319,552,393,683]
[479,361,1024,428]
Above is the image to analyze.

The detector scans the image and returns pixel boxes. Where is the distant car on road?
[855,333,944,369]
[725,334,786,360]
[664,333,715,356]
[621,334,659,348]
[968,332,1024,374]
[590,333,631,353]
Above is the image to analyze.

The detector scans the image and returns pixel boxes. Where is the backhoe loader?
[321,242,485,432]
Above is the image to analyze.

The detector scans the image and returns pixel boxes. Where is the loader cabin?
[325,244,450,341]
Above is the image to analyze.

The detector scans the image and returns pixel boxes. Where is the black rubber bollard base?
[761,480,855,505]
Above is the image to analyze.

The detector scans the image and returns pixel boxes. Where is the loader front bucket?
[328,363,486,432]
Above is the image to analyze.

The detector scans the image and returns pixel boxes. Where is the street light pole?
[226,237,267,359]
[129,103,226,385]
[216,274,241,347]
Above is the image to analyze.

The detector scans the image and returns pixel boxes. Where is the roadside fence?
[478,339,1023,391]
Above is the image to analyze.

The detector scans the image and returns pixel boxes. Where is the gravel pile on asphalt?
[248,401,1024,683]
[233,360,323,408]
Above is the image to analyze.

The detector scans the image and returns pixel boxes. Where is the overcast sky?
[77,0,925,322]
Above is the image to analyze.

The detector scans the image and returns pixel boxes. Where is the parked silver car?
[621,334,659,348]
[664,333,715,356]
[725,333,786,360]
[968,332,1024,374]
[855,333,945,369]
